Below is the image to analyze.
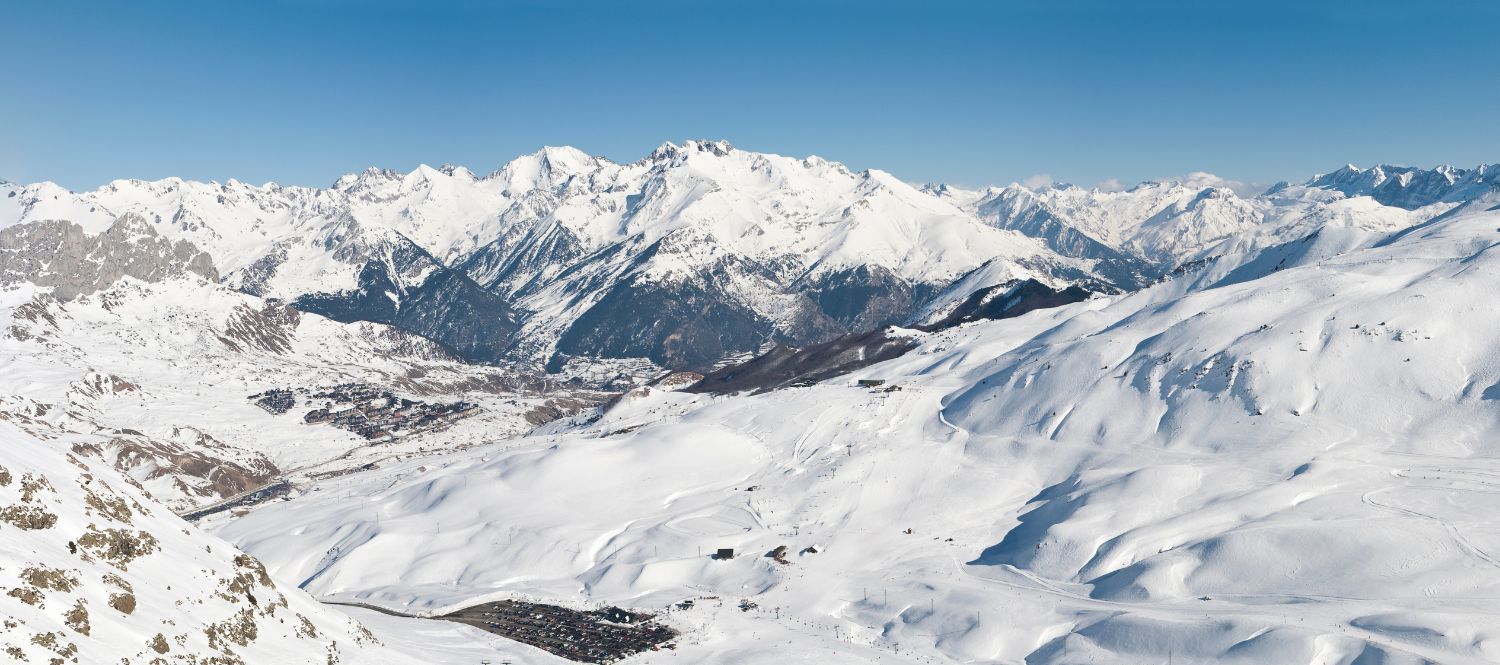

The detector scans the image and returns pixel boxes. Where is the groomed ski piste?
[212,203,1500,663]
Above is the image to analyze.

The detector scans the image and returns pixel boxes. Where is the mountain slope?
[1,143,1094,372]
[0,218,588,512]
[215,202,1500,664]
[937,164,1499,278]
[455,140,1090,369]
[0,422,417,665]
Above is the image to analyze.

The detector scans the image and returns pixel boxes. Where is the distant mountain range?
[4,144,1494,373]
[5,145,1500,665]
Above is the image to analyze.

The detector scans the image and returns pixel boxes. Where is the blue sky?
[4,0,1497,190]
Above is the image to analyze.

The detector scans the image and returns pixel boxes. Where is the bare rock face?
[218,301,302,355]
[69,430,281,513]
[294,250,522,366]
[0,214,219,299]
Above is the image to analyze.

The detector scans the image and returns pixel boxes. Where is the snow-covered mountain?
[1,142,1095,372]
[216,197,1500,664]
[8,147,1492,373]
[933,164,1498,279]
[1291,163,1499,209]
[459,141,1086,370]
[0,217,600,512]
[5,149,1500,663]
[0,422,419,665]
[933,174,1262,268]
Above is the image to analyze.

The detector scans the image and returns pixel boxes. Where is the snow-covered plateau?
[3,148,1500,664]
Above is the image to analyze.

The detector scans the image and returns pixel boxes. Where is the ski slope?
[210,203,1500,663]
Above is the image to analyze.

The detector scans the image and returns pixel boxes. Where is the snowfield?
[4,152,1500,663]
[203,203,1500,663]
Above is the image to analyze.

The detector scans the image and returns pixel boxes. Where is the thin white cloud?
[1169,172,1269,197]
[1021,173,1054,189]
[1093,177,1126,192]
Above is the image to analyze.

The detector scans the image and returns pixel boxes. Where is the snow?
[937,163,1494,271]
[0,421,420,664]
[0,142,1065,297]
[0,276,572,510]
[6,151,1500,663]
[207,202,1500,664]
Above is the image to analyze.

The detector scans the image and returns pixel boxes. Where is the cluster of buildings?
[247,383,479,441]
[299,383,479,441]
[248,388,296,414]
[440,599,677,663]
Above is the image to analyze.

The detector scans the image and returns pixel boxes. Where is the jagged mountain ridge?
[4,155,1496,373]
[1289,163,1500,209]
[932,163,1499,276]
[0,142,1093,371]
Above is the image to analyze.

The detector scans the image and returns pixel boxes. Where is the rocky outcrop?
[69,429,281,512]
[924,279,1092,330]
[219,302,302,354]
[294,242,521,365]
[0,427,404,664]
[0,214,218,299]
[686,329,920,395]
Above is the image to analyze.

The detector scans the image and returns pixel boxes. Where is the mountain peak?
[648,139,734,162]
[532,145,594,166]
[683,139,734,156]
[332,166,402,190]
[407,163,444,181]
[483,146,601,191]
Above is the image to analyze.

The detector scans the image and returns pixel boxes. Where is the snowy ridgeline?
[200,204,1500,664]
[0,141,1087,371]
[1,151,1500,664]
[4,145,1491,371]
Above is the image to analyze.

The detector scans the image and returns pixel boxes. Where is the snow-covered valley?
[207,201,1500,664]
[3,150,1500,663]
